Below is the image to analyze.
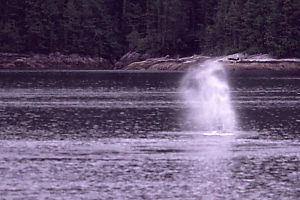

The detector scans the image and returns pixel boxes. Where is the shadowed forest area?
[0,0,299,60]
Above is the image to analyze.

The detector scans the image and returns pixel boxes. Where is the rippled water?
[0,70,299,199]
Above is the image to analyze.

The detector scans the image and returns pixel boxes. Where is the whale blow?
[179,60,237,131]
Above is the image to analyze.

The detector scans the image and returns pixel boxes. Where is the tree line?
[0,0,299,59]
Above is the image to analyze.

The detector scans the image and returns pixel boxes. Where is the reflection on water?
[0,70,299,199]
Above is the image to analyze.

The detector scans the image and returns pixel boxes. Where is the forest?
[0,0,299,60]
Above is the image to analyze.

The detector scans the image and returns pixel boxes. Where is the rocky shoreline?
[0,52,113,70]
[1,52,300,71]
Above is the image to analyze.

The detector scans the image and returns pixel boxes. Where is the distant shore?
[1,52,300,71]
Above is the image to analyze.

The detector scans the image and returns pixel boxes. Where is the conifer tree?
[0,0,299,58]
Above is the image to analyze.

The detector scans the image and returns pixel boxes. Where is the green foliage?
[265,0,300,57]
[0,0,299,58]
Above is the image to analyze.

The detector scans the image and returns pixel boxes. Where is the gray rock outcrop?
[122,53,300,71]
[124,55,210,70]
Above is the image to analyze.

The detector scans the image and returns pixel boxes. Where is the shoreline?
[1,52,300,71]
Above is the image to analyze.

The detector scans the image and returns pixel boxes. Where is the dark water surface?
[0,70,299,199]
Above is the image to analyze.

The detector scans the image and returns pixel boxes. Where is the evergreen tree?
[24,1,47,52]
[266,0,300,57]
[124,0,146,51]
[40,0,62,53]
[240,0,269,54]
[0,0,299,58]
[0,0,25,52]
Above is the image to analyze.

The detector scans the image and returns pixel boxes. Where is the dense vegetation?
[0,0,299,59]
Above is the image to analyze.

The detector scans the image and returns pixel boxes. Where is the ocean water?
[0,70,299,199]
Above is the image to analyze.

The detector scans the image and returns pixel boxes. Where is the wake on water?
[179,60,237,133]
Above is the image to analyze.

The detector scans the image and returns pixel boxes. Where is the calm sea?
[0,70,299,199]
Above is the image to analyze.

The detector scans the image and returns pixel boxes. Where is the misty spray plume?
[179,60,237,132]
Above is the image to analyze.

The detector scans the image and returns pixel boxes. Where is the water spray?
[179,60,237,132]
